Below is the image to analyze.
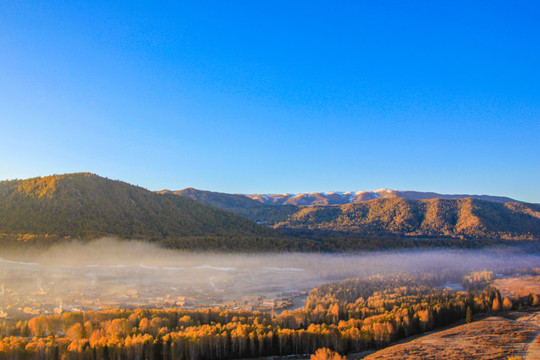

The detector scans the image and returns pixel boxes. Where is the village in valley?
[0,280,307,320]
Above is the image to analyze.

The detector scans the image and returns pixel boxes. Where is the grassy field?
[356,311,539,360]
[493,276,540,301]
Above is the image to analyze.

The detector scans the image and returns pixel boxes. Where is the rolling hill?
[0,173,270,245]
[173,188,540,240]
[275,197,540,240]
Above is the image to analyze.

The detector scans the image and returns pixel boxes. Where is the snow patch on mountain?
[244,189,519,206]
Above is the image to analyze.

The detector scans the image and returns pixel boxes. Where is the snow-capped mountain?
[245,189,518,206]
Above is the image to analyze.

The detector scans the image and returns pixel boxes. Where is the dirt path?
[520,312,540,360]
[527,336,540,360]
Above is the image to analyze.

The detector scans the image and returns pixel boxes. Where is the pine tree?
[466,306,473,324]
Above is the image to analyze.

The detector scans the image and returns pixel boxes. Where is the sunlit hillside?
[0,173,270,244]
[175,188,540,240]
[277,197,540,240]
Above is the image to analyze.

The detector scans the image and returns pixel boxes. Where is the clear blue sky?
[1,1,539,202]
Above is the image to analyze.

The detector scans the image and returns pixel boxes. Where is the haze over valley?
[1,238,538,319]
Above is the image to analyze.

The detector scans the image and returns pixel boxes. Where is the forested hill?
[276,197,540,240]
[0,173,270,244]
[172,188,540,240]
[165,187,267,217]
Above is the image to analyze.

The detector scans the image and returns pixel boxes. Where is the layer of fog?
[0,238,539,314]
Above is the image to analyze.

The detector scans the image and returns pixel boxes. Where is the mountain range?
[244,189,519,206]
[173,188,540,240]
[0,173,539,251]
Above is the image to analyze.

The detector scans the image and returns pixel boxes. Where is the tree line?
[0,271,535,360]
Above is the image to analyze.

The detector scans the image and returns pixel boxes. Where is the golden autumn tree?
[311,347,346,360]
[502,298,513,311]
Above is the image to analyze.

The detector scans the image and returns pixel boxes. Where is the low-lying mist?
[1,238,538,316]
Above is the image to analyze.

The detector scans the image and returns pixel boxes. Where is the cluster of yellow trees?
[0,272,525,360]
[462,270,495,289]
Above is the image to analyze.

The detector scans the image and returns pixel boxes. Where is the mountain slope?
[0,173,270,242]
[167,187,265,217]
[172,188,297,224]
[275,197,540,240]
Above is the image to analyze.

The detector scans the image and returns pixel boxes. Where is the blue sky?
[1,1,539,202]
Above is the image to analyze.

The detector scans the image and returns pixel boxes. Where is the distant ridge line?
[165,188,521,207]
[243,189,520,206]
